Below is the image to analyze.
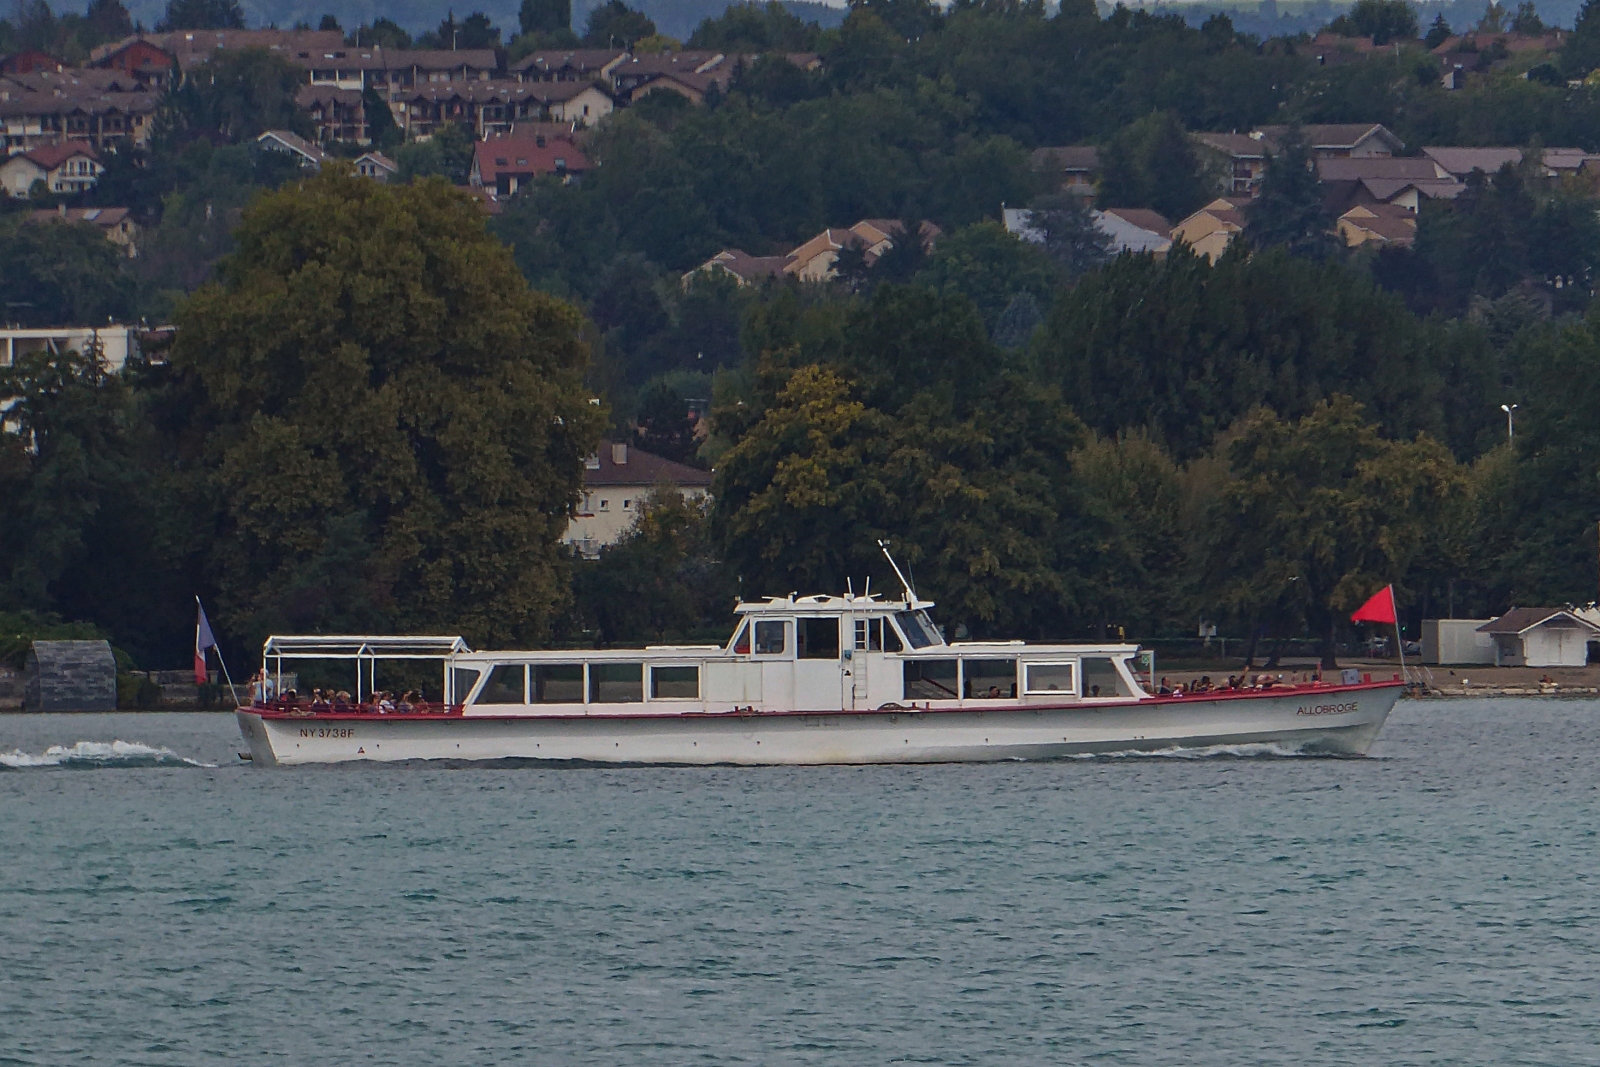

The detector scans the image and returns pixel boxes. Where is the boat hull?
[236,682,1402,767]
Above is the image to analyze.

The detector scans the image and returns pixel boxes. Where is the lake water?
[2,699,1598,1066]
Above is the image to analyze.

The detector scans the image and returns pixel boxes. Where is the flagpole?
[196,596,241,708]
[1391,584,1408,687]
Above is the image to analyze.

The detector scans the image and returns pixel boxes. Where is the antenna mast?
[877,540,916,604]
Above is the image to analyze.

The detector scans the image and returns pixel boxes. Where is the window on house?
[599,499,609,510]
[622,499,631,510]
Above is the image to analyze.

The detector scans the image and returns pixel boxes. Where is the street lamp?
[1501,403,1518,442]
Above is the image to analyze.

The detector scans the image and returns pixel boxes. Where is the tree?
[1564,0,1600,76]
[688,1,821,50]
[1029,192,1112,278]
[584,0,656,46]
[1424,12,1453,47]
[169,169,606,648]
[1324,0,1419,44]
[1245,128,1336,259]
[1097,111,1207,222]
[1477,0,1508,32]
[164,47,311,142]
[520,0,572,35]
[630,383,701,465]
[351,18,413,48]
[84,0,134,41]
[394,123,475,184]
[157,0,244,31]
[1510,1,1545,33]
[1200,396,1461,667]
[913,219,1060,332]
[0,217,135,328]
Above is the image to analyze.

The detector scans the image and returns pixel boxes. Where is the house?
[0,50,64,75]
[1001,206,1044,243]
[1336,203,1417,248]
[784,219,938,281]
[1031,145,1100,196]
[297,85,367,143]
[1193,132,1270,195]
[1316,156,1458,213]
[394,80,612,139]
[1477,607,1600,667]
[22,640,116,712]
[1254,123,1404,159]
[29,205,139,256]
[563,441,713,559]
[0,140,101,197]
[513,49,628,84]
[1171,198,1249,262]
[681,249,794,287]
[1421,145,1524,179]
[1420,619,1496,665]
[0,324,146,371]
[1095,208,1172,255]
[85,36,177,89]
[0,69,159,151]
[353,150,397,181]
[469,131,591,194]
[256,129,324,169]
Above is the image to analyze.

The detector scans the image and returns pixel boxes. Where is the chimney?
[611,442,628,465]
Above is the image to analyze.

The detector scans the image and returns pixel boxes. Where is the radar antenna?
[877,540,916,604]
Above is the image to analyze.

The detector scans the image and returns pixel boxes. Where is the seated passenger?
[333,690,350,708]
[397,690,415,713]
[377,691,396,713]
[310,688,330,711]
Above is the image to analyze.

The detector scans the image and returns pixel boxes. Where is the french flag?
[195,599,217,685]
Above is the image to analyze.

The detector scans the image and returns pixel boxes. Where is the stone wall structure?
[22,640,117,711]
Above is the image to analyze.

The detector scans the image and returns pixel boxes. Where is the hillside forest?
[7,0,1600,673]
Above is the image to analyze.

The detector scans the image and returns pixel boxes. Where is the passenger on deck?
[310,688,330,711]
[333,690,350,709]
[377,691,396,713]
[397,691,415,713]
[1158,677,1173,696]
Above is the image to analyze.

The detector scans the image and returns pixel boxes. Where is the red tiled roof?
[473,134,592,183]
[21,140,98,169]
[585,441,712,487]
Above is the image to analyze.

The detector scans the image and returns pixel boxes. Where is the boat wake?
[0,740,216,770]
[1063,740,1350,761]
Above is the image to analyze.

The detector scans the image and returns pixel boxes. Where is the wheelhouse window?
[590,663,643,702]
[894,611,941,649]
[797,617,840,660]
[1080,658,1128,699]
[963,659,1017,699]
[754,620,788,656]
[730,621,751,654]
[904,659,958,700]
[651,665,699,699]
[479,664,526,704]
[1024,662,1075,695]
[533,664,584,703]
[854,617,900,652]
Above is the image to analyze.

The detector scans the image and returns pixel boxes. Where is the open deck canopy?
[261,635,473,704]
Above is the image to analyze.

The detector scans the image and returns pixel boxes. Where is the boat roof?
[262,635,471,658]
[733,593,934,615]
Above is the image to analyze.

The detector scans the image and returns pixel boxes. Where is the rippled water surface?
[3,699,1599,1066]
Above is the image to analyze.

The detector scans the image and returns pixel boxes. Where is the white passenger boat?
[235,582,1403,767]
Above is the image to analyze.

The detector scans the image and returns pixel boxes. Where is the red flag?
[1351,585,1397,625]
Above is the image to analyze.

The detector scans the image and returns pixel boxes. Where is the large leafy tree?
[1245,128,1337,259]
[164,48,311,143]
[170,169,605,648]
[0,218,135,328]
[1097,111,1208,223]
[1323,0,1419,44]
[583,0,656,46]
[157,0,244,31]
[520,0,571,35]
[1200,396,1461,667]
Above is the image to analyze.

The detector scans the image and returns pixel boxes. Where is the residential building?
[1253,123,1404,159]
[469,130,592,193]
[681,249,794,287]
[1422,145,1600,182]
[1316,156,1460,213]
[29,205,139,256]
[85,36,178,88]
[0,69,159,151]
[91,28,344,79]
[0,140,101,196]
[0,50,64,75]
[394,80,613,139]
[1336,203,1417,248]
[1031,145,1100,196]
[298,85,367,143]
[512,49,628,84]
[1193,132,1270,195]
[563,441,713,559]
[1477,607,1600,667]
[256,129,325,168]
[1171,198,1248,262]
[0,325,146,371]
[1095,207,1172,255]
[353,150,397,181]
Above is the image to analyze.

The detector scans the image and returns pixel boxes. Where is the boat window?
[1024,662,1075,695]
[797,617,840,660]
[754,620,788,656]
[651,665,700,699]
[904,659,958,700]
[590,663,643,703]
[478,664,526,704]
[894,611,940,649]
[963,659,1017,699]
[533,663,584,703]
[855,618,881,652]
[882,619,902,652]
[730,621,750,655]
[451,667,481,704]
[1080,657,1128,698]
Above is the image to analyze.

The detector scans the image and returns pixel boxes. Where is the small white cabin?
[1477,608,1600,667]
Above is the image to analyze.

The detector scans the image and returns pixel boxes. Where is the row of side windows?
[470,662,700,704]
[729,617,907,658]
